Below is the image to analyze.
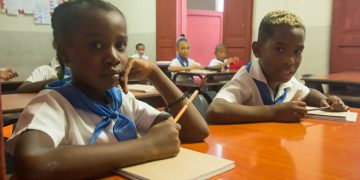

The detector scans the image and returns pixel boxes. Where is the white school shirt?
[26,57,59,82]
[130,54,150,60]
[169,57,201,82]
[214,59,310,105]
[6,88,160,155]
[208,58,229,68]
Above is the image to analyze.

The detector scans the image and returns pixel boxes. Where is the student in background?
[130,43,149,60]
[168,34,204,82]
[208,44,239,69]
[17,57,71,93]
[0,68,18,80]
[6,0,208,179]
[207,10,348,124]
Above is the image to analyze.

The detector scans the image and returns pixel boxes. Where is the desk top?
[302,71,360,85]
[176,69,238,76]
[0,76,26,85]
[1,90,161,114]
[105,108,360,180]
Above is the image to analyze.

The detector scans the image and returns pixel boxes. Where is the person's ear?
[252,41,260,58]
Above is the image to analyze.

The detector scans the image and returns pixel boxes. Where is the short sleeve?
[26,65,57,82]
[214,74,251,104]
[291,78,310,99]
[208,59,222,67]
[121,93,160,136]
[6,91,67,154]
[169,58,180,67]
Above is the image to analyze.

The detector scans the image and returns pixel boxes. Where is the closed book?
[114,147,235,180]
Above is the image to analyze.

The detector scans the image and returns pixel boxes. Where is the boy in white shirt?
[130,43,149,60]
[208,44,239,69]
[17,57,71,93]
[207,10,348,124]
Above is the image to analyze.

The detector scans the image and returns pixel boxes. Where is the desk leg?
[200,77,206,91]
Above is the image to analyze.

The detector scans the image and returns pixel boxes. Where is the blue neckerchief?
[45,76,72,89]
[246,61,288,105]
[64,66,72,79]
[54,84,137,144]
[176,54,189,67]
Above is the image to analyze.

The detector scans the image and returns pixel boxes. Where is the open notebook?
[114,147,235,180]
[306,106,358,122]
[128,84,157,93]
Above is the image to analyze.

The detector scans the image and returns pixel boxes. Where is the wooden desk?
[174,69,238,91]
[302,71,360,106]
[0,76,26,94]
[302,71,360,86]
[1,90,163,115]
[105,108,360,179]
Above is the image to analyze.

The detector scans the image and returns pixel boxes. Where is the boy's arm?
[168,65,190,72]
[304,88,326,107]
[15,121,180,179]
[304,88,349,111]
[207,99,307,124]
[17,78,58,93]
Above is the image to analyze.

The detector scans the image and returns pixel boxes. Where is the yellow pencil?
[173,90,199,123]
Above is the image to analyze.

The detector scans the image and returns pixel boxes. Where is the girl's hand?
[320,96,349,112]
[142,119,181,160]
[119,58,156,93]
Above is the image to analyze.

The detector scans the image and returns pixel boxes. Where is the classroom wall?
[252,0,333,79]
[0,0,156,77]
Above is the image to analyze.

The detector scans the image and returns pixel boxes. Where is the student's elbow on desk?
[206,99,230,124]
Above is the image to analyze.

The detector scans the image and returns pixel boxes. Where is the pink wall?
[187,10,223,66]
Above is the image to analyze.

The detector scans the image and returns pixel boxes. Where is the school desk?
[1,91,164,114]
[174,69,238,91]
[301,71,360,86]
[0,76,26,94]
[302,71,360,106]
[104,108,360,180]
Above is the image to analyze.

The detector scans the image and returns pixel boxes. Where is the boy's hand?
[119,58,156,94]
[272,101,308,122]
[320,96,349,112]
[0,68,18,80]
[187,65,204,70]
[142,119,181,160]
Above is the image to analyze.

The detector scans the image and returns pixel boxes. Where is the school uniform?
[6,87,160,154]
[130,53,150,60]
[169,56,201,82]
[25,57,60,82]
[214,59,310,105]
[208,58,229,68]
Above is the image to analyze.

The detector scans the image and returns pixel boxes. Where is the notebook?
[114,147,235,180]
[305,106,358,122]
[128,84,157,93]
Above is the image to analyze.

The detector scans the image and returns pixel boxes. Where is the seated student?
[130,43,150,60]
[0,67,18,80]
[168,34,204,82]
[207,10,348,124]
[208,44,239,69]
[17,57,71,93]
[6,1,208,179]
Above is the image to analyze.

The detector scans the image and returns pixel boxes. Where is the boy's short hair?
[257,10,305,43]
[136,43,145,50]
[215,44,226,53]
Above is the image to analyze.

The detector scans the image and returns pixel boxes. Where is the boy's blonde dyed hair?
[258,10,305,42]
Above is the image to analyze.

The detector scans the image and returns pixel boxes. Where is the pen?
[173,90,199,123]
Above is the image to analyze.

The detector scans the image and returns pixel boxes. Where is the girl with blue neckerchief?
[6,0,208,179]
[168,34,204,82]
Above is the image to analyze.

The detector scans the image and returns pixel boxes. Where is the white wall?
[0,0,156,77]
[252,0,333,79]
